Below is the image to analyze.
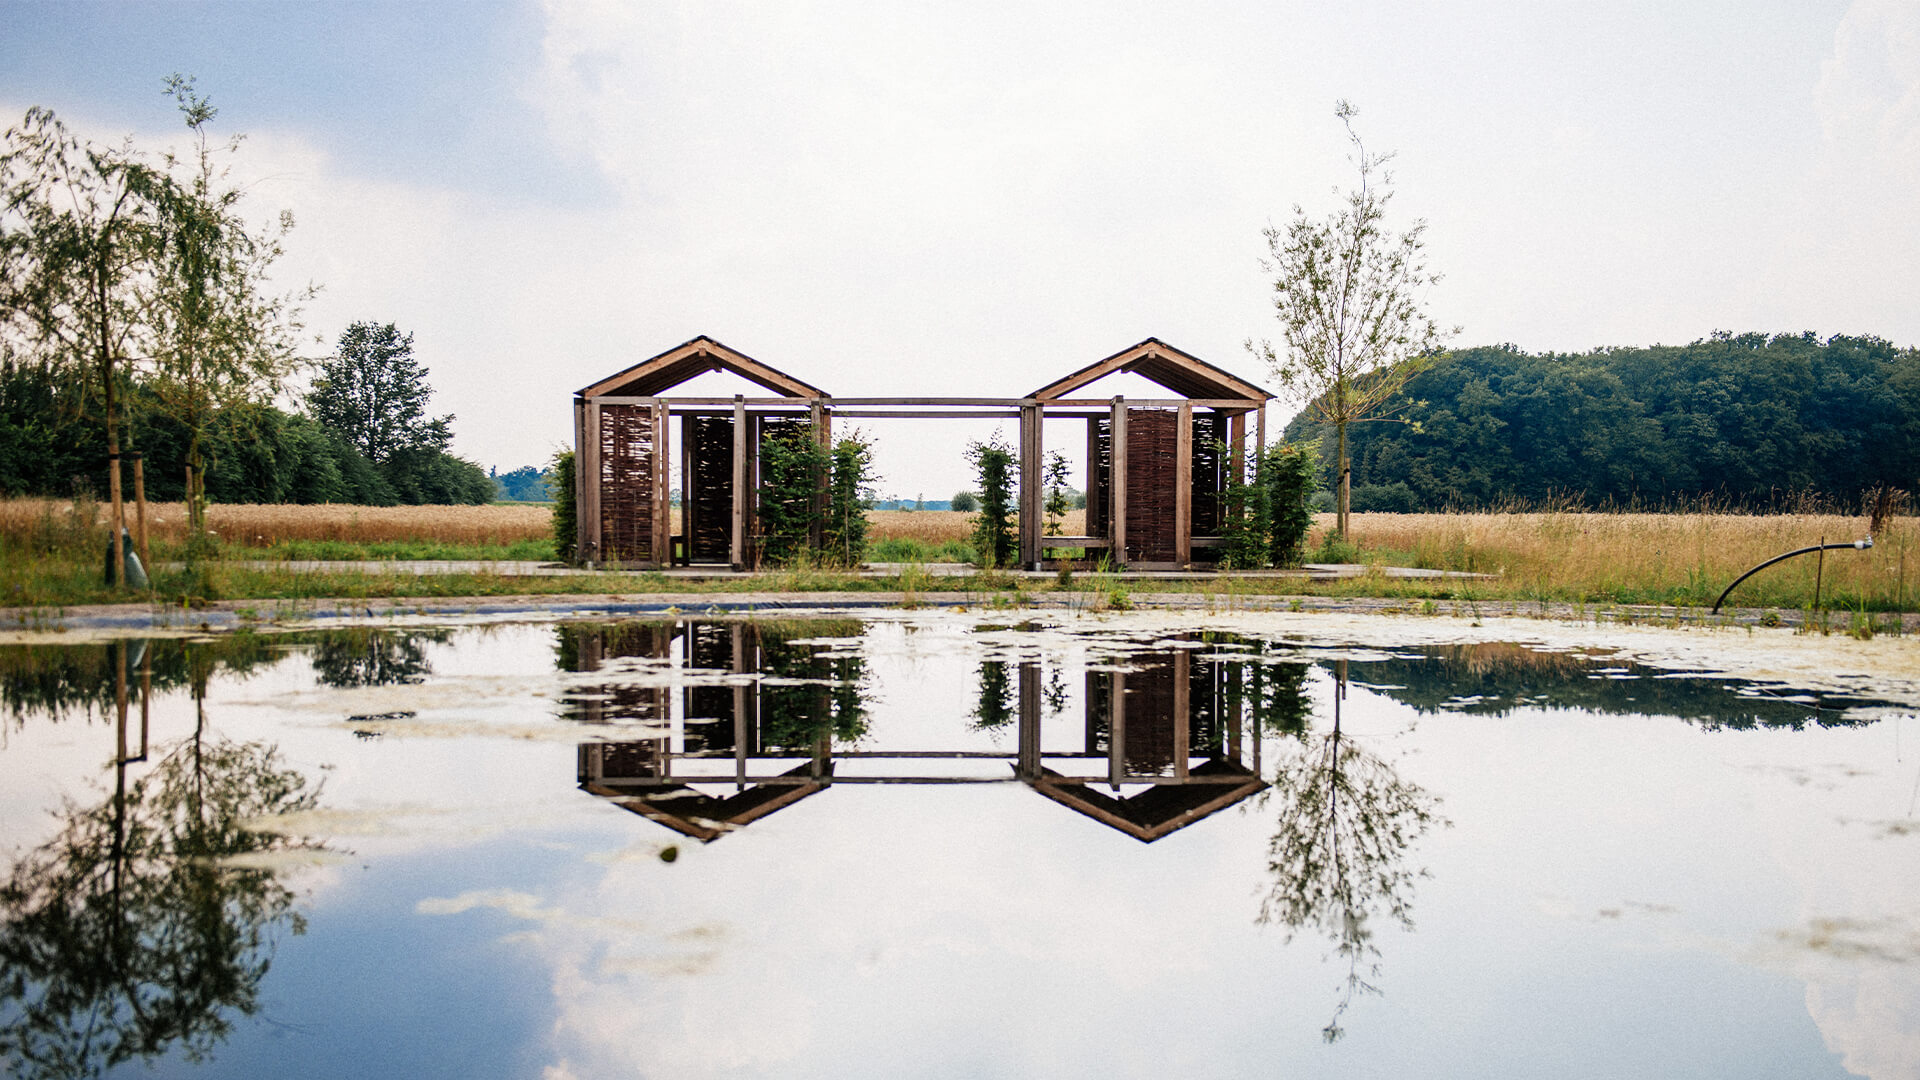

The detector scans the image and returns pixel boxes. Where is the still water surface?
[2,612,1917,1079]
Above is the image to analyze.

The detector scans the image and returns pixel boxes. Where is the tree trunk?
[1334,426,1350,543]
[100,277,124,588]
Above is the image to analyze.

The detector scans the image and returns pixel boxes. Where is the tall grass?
[1334,509,1912,611]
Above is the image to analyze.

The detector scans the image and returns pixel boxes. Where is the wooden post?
[1175,401,1192,567]
[1017,662,1041,780]
[679,409,694,566]
[732,625,749,791]
[579,398,603,565]
[108,452,124,586]
[810,398,827,553]
[1110,397,1127,568]
[1019,402,1041,568]
[653,401,671,567]
[731,395,747,571]
[1172,648,1190,778]
[1109,670,1126,789]
[1086,416,1102,539]
[1227,412,1246,489]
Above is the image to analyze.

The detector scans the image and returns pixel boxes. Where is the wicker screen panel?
[688,416,733,562]
[1125,407,1177,563]
[1191,413,1224,537]
[598,403,657,562]
[1088,419,1111,538]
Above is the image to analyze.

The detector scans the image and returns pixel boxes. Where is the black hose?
[1710,539,1873,614]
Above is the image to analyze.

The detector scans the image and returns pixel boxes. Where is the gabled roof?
[1029,338,1272,402]
[1026,760,1267,842]
[582,762,831,843]
[579,335,828,399]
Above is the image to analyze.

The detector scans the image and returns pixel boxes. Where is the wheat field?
[0,498,555,547]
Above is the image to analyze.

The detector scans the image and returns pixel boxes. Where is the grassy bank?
[0,498,1912,617]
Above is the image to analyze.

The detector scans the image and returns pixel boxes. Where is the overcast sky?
[5,0,1916,497]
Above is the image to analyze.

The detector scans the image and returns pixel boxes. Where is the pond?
[2,610,1918,1079]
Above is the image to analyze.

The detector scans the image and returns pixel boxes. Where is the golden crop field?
[0,499,555,547]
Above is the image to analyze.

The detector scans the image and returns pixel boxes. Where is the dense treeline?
[1282,332,1920,511]
[0,359,492,505]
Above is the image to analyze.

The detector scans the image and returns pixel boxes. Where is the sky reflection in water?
[1,614,1916,1079]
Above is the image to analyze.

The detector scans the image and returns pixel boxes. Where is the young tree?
[1249,100,1455,539]
[965,436,1017,568]
[307,322,452,466]
[0,106,167,584]
[145,75,308,540]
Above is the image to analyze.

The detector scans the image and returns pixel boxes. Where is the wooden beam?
[731,395,747,571]
[1175,400,1192,568]
[1110,397,1127,569]
[1109,671,1126,789]
[824,409,1024,419]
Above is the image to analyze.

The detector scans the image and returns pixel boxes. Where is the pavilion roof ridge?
[578,334,829,400]
[1028,337,1273,403]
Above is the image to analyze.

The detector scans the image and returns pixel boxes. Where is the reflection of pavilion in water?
[567,623,1270,843]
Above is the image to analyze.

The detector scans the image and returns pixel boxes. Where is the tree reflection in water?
[308,627,450,688]
[0,641,324,1080]
[1260,660,1444,1042]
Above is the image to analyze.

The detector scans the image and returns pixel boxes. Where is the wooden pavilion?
[573,335,1272,570]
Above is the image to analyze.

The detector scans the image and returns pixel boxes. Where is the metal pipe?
[1710,538,1873,614]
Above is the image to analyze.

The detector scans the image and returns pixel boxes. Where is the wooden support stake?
[1109,670,1126,789]
[583,399,604,564]
[130,452,148,573]
[1110,397,1128,569]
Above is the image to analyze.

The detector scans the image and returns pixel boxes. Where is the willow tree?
[0,107,166,584]
[146,74,308,542]
[1249,100,1454,539]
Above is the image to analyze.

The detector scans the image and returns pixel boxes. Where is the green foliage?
[866,536,976,563]
[551,448,577,563]
[1220,440,1321,568]
[308,322,450,465]
[823,435,876,566]
[950,490,979,512]
[1248,101,1455,539]
[493,465,551,502]
[757,426,828,567]
[303,321,488,505]
[1043,451,1071,536]
[1283,334,1920,509]
[971,660,1015,730]
[757,427,877,568]
[966,436,1018,568]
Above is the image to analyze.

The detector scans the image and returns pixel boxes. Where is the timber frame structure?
[574,335,1272,570]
